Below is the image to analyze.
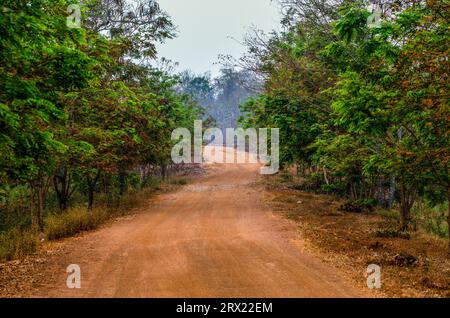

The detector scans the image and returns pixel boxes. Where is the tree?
[238,0,450,247]
[0,0,97,229]
[85,0,175,60]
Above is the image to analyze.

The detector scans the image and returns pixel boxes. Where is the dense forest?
[235,0,449,248]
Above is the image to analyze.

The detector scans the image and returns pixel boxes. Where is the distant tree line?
[177,68,255,134]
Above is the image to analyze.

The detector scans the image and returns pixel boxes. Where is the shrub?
[339,199,378,213]
[320,183,346,196]
[375,228,411,240]
[412,201,448,238]
[169,178,188,185]
[142,176,161,189]
[0,228,40,261]
[45,207,108,241]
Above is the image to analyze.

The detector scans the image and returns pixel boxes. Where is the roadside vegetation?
[0,173,194,262]
[235,0,449,249]
[0,0,201,261]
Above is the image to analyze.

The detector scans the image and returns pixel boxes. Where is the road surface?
[23,146,363,297]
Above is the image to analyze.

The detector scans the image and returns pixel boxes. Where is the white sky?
[156,0,281,77]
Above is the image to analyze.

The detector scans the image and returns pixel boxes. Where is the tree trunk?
[386,176,396,209]
[102,174,113,206]
[54,166,71,211]
[118,170,127,196]
[360,179,366,200]
[86,170,101,210]
[30,186,44,231]
[323,167,329,185]
[350,183,357,200]
[161,164,167,180]
[447,186,450,251]
[400,184,416,231]
[87,188,94,210]
[29,170,54,232]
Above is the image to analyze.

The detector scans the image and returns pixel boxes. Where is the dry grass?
[0,229,40,261]
[0,173,198,263]
[44,177,193,241]
[45,207,108,241]
[264,175,450,298]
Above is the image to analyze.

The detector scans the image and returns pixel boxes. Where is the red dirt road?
[13,147,365,297]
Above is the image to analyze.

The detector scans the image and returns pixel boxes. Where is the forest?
[0,0,449,265]
[0,0,204,259]
[235,0,449,249]
[0,0,449,301]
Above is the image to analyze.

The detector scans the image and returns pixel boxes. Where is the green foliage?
[413,201,449,238]
[240,0,450,242]
[0,0,201,242]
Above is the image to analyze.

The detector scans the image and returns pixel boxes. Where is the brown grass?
[0,229,40,261]
[45,207,108,241]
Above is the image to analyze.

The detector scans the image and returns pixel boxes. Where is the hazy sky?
[156,0,280,77]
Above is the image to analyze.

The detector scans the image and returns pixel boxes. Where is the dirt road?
[10,147,364,297]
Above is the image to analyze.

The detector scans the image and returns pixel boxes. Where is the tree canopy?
[239,0,449,246]
[0,0,200,231]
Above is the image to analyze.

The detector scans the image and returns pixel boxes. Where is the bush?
[339,199,377,213]
[0,185,32,232]
[375,228,411,240]
[413,201,448,238]
[320,183,346,196]
[45,207,108,241]
[142,176,161,189]
[279,172,293,183]
[0,228,40,261]
[168,178,188,185]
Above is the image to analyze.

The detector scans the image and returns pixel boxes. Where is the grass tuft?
[0,228,39,262]
[45,207,108,241]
